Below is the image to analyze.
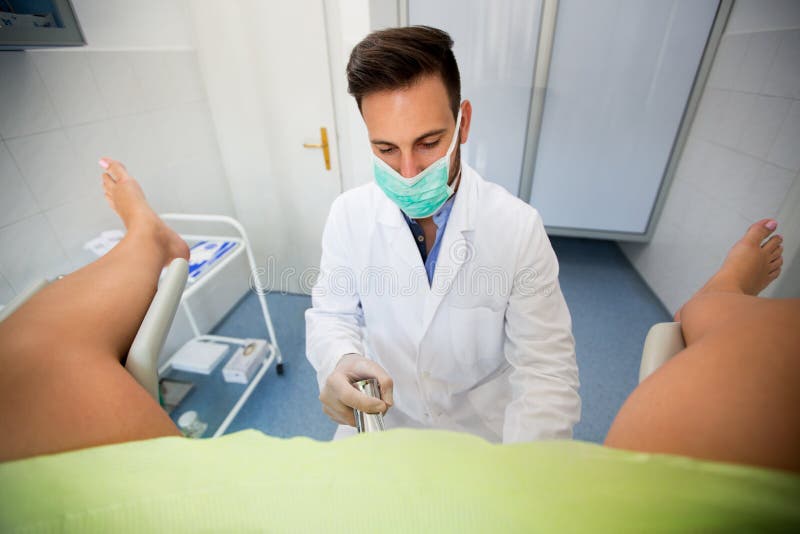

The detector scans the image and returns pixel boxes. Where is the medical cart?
[157,214,284,437]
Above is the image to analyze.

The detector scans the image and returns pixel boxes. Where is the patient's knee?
[679,293,720,344]
[679,292,761,345]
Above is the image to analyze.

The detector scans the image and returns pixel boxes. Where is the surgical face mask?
[372,109,462,219]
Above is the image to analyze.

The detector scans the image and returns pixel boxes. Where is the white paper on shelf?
[170,339,229,374]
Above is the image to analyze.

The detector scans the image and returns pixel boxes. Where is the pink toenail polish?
[98,159,109,169]
[765,220,777,230]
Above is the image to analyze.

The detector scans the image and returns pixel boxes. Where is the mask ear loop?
[447,166,462,196]
[446,107,464,194]
[445,108,464,159]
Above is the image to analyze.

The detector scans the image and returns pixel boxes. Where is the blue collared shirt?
[402,194,456,285]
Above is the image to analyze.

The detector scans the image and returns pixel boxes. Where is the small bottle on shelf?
[177,410,208,438]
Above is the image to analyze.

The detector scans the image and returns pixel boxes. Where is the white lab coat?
[305,163,580,443]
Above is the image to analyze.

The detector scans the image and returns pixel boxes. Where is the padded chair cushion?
[2,429,798,532]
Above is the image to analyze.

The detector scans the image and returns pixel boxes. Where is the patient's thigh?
[605,299,800,473]
[0,348,179,462]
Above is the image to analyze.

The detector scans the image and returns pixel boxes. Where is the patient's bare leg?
[0,159,189,462]
[606,220,800,473]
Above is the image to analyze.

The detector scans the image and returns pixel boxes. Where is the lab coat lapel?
[375,191,429,343]
[420,166,477,335]
[376,194,425,272]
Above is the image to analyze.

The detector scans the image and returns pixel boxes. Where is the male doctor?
[306,26,580,443]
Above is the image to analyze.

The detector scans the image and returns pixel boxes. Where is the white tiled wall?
[0,48,234,300]
[621,0,800,314]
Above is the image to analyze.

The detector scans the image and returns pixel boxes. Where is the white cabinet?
[410,0,723,240]
[529,0,719,235]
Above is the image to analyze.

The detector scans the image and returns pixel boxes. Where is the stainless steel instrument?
[353,378,385,433]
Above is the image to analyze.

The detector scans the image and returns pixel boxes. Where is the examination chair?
[2,297,798,532]
[638,322,686,383]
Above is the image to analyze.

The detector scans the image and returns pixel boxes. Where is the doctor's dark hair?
[346,25,461,118]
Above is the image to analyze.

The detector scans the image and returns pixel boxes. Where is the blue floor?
[212,291,337,441]
[553,237,672,442]
[206,236,671,444]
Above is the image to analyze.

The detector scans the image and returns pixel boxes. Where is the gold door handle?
[303,127,331,170]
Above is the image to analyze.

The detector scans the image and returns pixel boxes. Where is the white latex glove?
[319,354,394,426]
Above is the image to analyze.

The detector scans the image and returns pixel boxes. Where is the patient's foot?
[704,219,783,296]
[100,158,189,265]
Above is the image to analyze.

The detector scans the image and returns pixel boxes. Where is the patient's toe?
[744,219,777,246]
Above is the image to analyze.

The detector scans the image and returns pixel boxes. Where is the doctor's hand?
[319,354,394,426]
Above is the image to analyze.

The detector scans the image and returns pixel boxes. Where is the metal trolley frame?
[157,214,283,437]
